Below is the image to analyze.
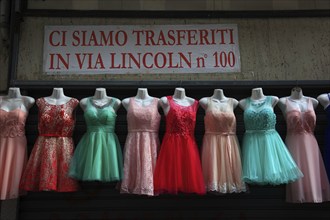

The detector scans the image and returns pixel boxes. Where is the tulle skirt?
[20,136,79,192]
[286,133,330,203]
[120,131,159,196]
[201,133,246,193]
[153,133,206,195]
[0,136,27,200]
[242,130,303,185]
[69,131,123,182]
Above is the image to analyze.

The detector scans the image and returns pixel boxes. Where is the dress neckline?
[43,97,72,106]
[170,96,196,108]
[89,97,112,109]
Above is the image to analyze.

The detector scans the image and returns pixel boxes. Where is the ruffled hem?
[206,182,247,193]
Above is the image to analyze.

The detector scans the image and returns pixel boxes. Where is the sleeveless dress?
[201,98,246,193]
[153,96,205,195]
[242,96,303,185]
[120,98,160,196]
[285,97,330,203]
[69,98,123,182]
[0,100,28,200]
[325,93,330,182]
[20,98,79,192]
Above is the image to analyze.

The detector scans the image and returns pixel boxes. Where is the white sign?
[43,24,240,74]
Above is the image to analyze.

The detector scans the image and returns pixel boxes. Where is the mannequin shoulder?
[238,98,248,110]
[159,96,169,107]
[230,98,239,109]
[79,97,90,110]
[269,95,279,107]
[121,97,131,110]
[199,97,209,110]
[317,93,330,109]
[308,96,318,109]
[111,97,121,111]
[22,96,35,109]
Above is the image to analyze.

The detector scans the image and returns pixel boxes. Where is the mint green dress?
[242,96,303,185]
[69,98,123,181]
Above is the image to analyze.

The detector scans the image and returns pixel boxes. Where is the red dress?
[153,96,206,194]
[20,98,79,192]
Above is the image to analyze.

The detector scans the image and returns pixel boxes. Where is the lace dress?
[20,98,79,192]
[120,98,160,196]
[285,98,330,203]
[69,98,123,182]
[201,98,246,193]
[242,96,303,185]
[325,93,330,182]
[0,101,28,200]
[153,96,205,195]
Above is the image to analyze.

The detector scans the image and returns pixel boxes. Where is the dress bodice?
[0,108,27,138]
[38,98,78,137]
[285,98,316,134]
[165,96,198,135]
[204,98,236,134]
[84,97,117,133]
[127,97,161,132]
[243,96,276,131]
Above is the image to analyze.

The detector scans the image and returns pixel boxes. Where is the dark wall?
[17,84,330,220]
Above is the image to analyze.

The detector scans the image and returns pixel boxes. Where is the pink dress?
[20,98,79,192]
[120,98,161,196]
[0,102,28,200]
[285,97,330,203]
[201,98,246,193]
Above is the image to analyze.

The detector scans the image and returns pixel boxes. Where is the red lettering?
[132,30,143,46]
[115,31,127,46]
[110,53,121,69]
[199,29,210,45]
[49,31,60,46]
[229,29,235,44]
[186,30,197,45]
[100,31,114,46]
[167,30,176,46]
[72,31,80,46]
[142,53,153,69]
[154,52,166,68]
[176,30,186,45]
[145,30,156,46]
[216,29,227,45]
[94,53,105,69]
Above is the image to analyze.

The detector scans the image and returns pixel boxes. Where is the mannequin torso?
[122,88,157,110]
[44,88,72,106]
[239,87,279,110]
[199,89,238,110]
[159,87,195,115]
[0,87,35,112]
[278,87,318,113]
[80,88,121,112]
[317,93,330,109]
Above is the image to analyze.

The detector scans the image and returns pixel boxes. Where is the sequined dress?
[0,100,28,200]
[69,97,123,182]
[20,98,79,192]
[153,96,205,194]
[120,98,160,196]
[285,97,330,203]
[242,96,303,185]
[201,98,246,193]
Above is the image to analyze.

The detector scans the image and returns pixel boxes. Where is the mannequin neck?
[7,87,22,98]
[173,88,186,100]
[93,88,107,100]
[251,88,265,100]
[290,87,303,99]
[212,89,226,100]
[136,88,149,100]
[50,88,65,99]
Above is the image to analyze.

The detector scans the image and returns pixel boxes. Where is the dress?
[120,98,160,196]
[325,93,330,182]
[69,98,123,181]
[0,101,28,200]
[285,97,330,203]
[153,96,205,195]
[20,98,79,192]
[242,96,303,185]
[201,98,246,193]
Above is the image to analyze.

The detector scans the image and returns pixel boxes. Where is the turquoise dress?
[69,98,123,181]
[242,96,303,185]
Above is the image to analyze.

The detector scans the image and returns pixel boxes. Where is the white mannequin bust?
[80,88,121,112]
[317,93,330,109]
[199,89,238,110]
[122,88,157,110]
[0,87,35,112]
[278,87,318,113]
[239,87,279,110]
[159,87,195,115]
[44,88,72,105]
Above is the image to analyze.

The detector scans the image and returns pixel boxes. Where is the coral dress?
[69,98,123,182]
[285,97,330,203]
[120,98,160,196]
[20,98,79,192]
[325,93,330,181]
[201,98,246,193]
[0,102,28,200]
[153,96,205,195]
[242,96,303,185]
